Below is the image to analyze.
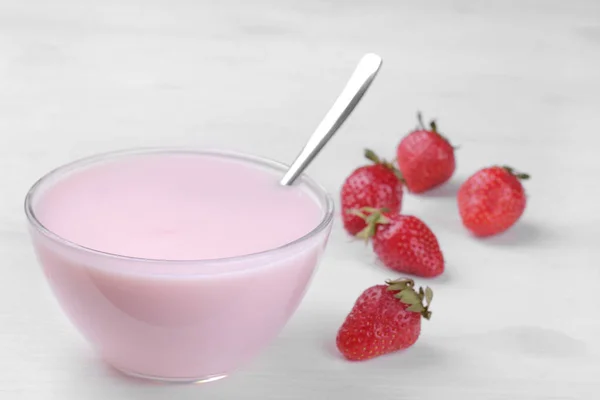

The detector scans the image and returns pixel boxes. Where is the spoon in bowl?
[280,53,383,186]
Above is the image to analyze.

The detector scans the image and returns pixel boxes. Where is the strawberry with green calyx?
[336,278,433,361]
[458,165,529,237]
[385,278,433,319]
[341,149,404,236]
[396,112,456,193]
[350,207,444,278]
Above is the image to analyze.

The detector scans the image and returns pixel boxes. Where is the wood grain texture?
[1,0,599,398]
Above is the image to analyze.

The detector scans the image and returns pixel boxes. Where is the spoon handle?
[280,53,383,186]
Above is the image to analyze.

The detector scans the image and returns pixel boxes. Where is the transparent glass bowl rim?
[24,147,335,265]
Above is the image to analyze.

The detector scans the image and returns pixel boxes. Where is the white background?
[1,0,599,398]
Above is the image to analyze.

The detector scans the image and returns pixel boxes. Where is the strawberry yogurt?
[25,149,333,382]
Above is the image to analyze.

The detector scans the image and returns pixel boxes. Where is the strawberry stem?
[364,148,381,164]
[502,165,530,180]
[417,111,426,130]
[416,112,452,144]
[386,278,433,320]
[430,120,438,133]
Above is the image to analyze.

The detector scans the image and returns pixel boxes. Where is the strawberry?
[351,208,444,277]
[336,278,433,361]
[396,113,456,193]
[340,149,404,236]
[458,165,529,237]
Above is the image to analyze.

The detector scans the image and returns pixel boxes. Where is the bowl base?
[111,364,228,384]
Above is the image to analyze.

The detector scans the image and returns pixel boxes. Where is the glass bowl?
[24,148,334,383]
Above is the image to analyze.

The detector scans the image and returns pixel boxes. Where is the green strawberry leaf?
[425,287,433,306]
[406,303,425,313]
[396,289,420,306]
[387,283,405,292]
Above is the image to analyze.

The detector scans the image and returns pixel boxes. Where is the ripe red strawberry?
[351,208,444,277]
[458,165,529,237]
[396,113,456,193]
[337,278,433,361]
[341,149,403,236]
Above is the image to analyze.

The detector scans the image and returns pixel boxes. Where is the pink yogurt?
[25,149,333,382]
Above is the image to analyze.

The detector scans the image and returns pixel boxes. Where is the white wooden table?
[1,0,599,398]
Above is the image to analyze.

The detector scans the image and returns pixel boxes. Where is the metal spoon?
[280,53,383,186]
